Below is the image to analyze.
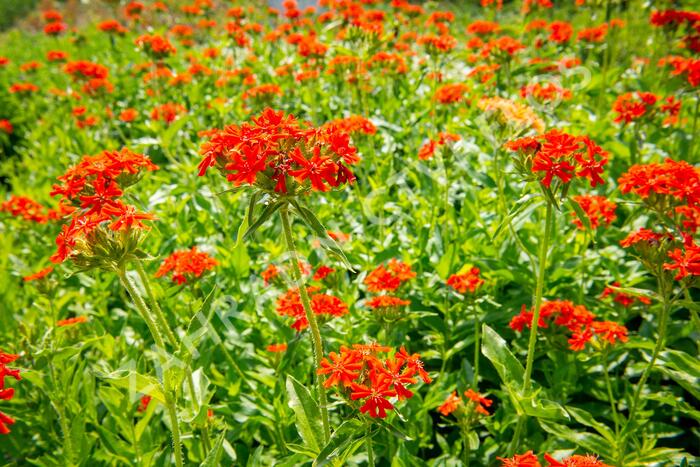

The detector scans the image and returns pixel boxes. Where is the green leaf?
[292,201,353,271]
[285,375,324,455]
[566,406,616,444]
[98,370,166,404]
[567,197,593,233]
[539,420,612,458]
[315,420,364,466]
[244,201,283,240]
[201,432,226,467]
[481,324,524,387]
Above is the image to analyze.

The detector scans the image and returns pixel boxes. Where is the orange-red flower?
[570,195,616,229]
[437,391,462,416]
[499,451,542,467]
[0,351,21,435]
[364,259,416,292]
[155,247,217,284]
[464,388,492,415]
[23,266,54,282]
[320,344,430,418]
[447,266,484,293]
[57,316,88,327]
[507,131,608,188]
[198,108,358,194]
[276,287,348,331]
[267,343,288,353]
[544,453,612,467]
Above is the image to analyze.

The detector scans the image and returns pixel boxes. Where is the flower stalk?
[279,205,331,443]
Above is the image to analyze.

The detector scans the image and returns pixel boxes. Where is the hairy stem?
[628,276,670,423]
[134,261,178,347]
[510,201,554,453]
[279,205,331,443]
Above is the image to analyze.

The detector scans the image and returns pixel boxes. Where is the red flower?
[318,349,363,388]
[396,346,431,384]
[571,195,616,229]
[591,321,629,345]
[137,395,151,413]
[350,374,396,418]
[57,316,88,327]
[366,296,410,309]
[664,243,700,280]
[199,108,358,194]
[464,389,493,415]
[0,351,21,435]
[44,22,67,36]
[437,391,462,416]
[313,265,335,281]
[499,451,542,467]
[447,266,484,293]
[23,266,54,282]
[620,228,665,248]
[155,247,218,284]
[135,34,177,57]
[544,453,612,467]
[288,147,337,192]
[151,103,187,124]
[275,287,348,331]
[266,343,288,353]
[508,131,608,188]
[434,83,469,104]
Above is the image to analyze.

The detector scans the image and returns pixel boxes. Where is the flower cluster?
[198,108,359,194]
[321,116,377,136]
[509,300,628,351]
[42,9,67,36]
[49,148,158,266]
[363,259,415,318]
[438,389,492,417]
[155,247,218,285]
[135,34,177,58]
[520,82,572,102]
[1,195,60,224]
[433,83,469,104]
[619,159,700,280]
[418,133,460,160]
[658,56,700,88]
[505,130,608,189]
[570,195,616,230]
[499,451,612,467]
[0,351,21,435]
[275,286,349,331]
[318,344,430,418]
[446,266,484,294]
[612,92,680,125]
[600,283,651,308]
[478,97,545,134]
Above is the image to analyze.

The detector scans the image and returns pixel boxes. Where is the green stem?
[628,276,670,423]
[134,261,178,347]
[366,427,375,467]
[691,94,699,160]
[602,346,620,438]
[510,201,554,453]
[523,201,554,391]
[185,368,212,455]
[117,268,184,467]
[57,404,74,464]
[118,268,166,351]
[166,396,184,467]
[472,301,480,388]
[279,205,331,443]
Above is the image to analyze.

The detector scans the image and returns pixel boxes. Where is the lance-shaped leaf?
[290,200,353,270]
[286,375,324,455]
